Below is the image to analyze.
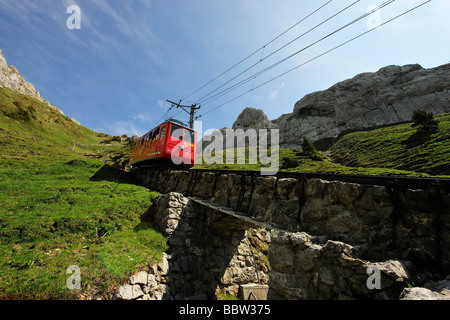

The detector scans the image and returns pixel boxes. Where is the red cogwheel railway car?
[130,120,197,168]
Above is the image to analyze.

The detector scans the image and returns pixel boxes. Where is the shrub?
[281,157,300,169]
[302,137,317,154]
[301,137,323,161]
[412,110,438,131]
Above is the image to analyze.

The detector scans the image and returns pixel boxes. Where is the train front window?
[170,124,183,140]
[183,129,195,143]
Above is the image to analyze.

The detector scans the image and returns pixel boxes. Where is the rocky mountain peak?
[0,49,7,69]
[232,107,275,130]
[233,62,450,150]
[0,48,64,115]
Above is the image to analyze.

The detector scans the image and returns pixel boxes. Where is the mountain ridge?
[0,48,65,116]
[232,63,450,150]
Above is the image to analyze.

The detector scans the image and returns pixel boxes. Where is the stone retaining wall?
[114,193,271,300]
[113,192,450,300]
[133,169,450,272]
[268,231,410,299]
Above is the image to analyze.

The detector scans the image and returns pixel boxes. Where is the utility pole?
[166,100,200,129]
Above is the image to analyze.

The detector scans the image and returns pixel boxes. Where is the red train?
[130,120,197,168]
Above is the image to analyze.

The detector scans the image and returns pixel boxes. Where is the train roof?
[165,118,188,127]
[137,119,195,139]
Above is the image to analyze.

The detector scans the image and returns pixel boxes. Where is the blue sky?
[0,0,448,138]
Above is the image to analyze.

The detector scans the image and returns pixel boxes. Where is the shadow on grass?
[132,220,162,235]
[90,164,137,185]
[402,128,436,148]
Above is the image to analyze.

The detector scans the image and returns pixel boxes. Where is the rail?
[138,167,450,191]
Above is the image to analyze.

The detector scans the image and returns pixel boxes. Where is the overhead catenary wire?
[197,0,396,107]
[147,101,189,132]
[196,0,432,119]
[147,104,174,131]
[196,0,362,105]
[181,0,334,102]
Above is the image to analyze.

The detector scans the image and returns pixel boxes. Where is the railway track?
[134,166,450,192]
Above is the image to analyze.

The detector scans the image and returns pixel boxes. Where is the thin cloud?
[85,0,164,65]
[109,121,143,137]
[132,113,153,122]
[157,100,171,109]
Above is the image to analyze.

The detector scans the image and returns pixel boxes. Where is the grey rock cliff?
[233,63,450,149]
[200,108,276,152]
[0,48,64,115]
[232,107,276,130]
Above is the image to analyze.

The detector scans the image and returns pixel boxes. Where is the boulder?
[114,284,144,300]
[400,287,450,300]
[129,271,148,285]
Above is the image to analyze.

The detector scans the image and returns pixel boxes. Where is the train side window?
[149,131,155,144]
[153,127,160,141]
[160,126,166,139]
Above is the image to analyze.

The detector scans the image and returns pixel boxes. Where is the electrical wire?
[196,0,362,105]
[146,103,176,131]
[196,0,432,119]
[181,0,334,102]
[198,0,396,107]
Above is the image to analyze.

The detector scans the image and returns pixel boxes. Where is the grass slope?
[194,147,430,177]
[0,88,167,299]
[2,84,448,299]
[330,113,450,176]
[195,113,450,177]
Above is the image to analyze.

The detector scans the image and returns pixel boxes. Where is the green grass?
[194,113,450,177]
[2,84,449,299]
[0,88,167,300]
[194,146,428,177]
[0,87,132,167]
[98,222,168,277]
[330,113,450,176]
[0,158,167,300]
